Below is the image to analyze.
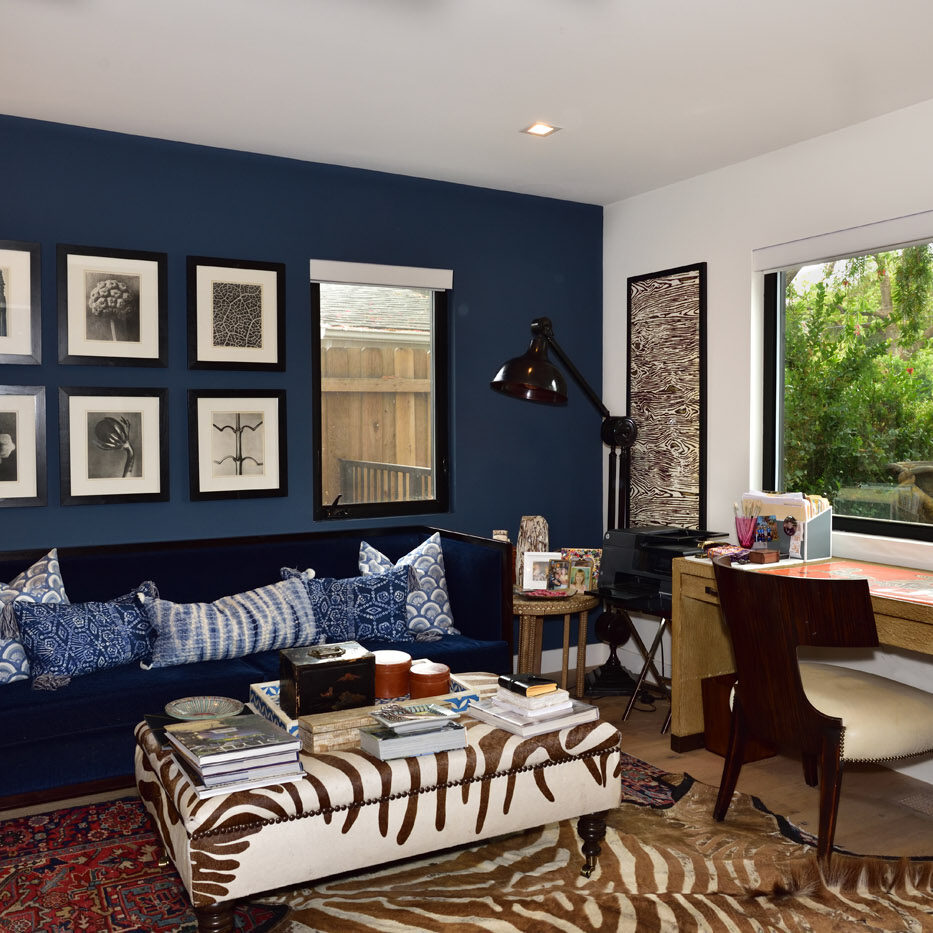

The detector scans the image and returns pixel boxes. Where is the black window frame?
[762,270,933,543]
[310,282,450,522]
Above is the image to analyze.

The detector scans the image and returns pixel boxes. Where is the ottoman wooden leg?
[577,810,608,878]
[194,902,236,932]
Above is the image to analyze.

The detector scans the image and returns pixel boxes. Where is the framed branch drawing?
[0,240,41,365]
[59,387,168,504]
[627,262,707,528]
[187,257,286,370]
[57,244,168,366]
[0,386,46,507]
[187,389,287,500]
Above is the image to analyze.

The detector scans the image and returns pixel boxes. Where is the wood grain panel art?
[627,263,706,528]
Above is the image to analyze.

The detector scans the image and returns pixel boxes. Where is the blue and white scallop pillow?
[359,533,459,641]
[0,549,70,685]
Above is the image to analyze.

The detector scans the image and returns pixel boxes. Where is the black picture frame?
[187,389,287,500]
[57,244,168,366]
[59,386,169,505]
[627,262,707,528]
[0,385,46,508]
[0,240,41,365]
[187,256,286,370]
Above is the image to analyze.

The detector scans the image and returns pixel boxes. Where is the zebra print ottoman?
[134,716,623,932]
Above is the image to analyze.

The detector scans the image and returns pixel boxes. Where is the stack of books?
[466,673,599,737]
[359,703,467,760]
[165,713,304,799]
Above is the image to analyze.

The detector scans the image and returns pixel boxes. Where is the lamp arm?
[532,317,610,420]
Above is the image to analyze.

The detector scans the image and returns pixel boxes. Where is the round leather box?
[409,661,450,699]
[373,650,412,699]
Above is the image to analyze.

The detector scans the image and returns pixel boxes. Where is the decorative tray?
[517,589,570,600]
[165,696,244,721]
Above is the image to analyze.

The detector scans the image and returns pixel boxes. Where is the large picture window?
[763,236,933,541]
[310,260,450,520]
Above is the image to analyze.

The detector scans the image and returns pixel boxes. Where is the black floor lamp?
[491,317,639,695]
[489,317,637,530]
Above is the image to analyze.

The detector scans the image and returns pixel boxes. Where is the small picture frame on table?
[57,244,168,366]
[546,558,570,593]
[0,240,41,365]
[567,564,592,596]
[187,256,285,370]
[522,551,562,591]
[188,389,287,500]
[0,385,46,507]
[561,547,602,586]
[59,387,168,505]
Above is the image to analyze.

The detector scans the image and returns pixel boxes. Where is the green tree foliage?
[783,245,933,512]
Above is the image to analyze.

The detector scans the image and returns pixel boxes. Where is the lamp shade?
[489,334,568,404]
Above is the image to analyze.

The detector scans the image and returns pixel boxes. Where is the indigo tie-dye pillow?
[282,564,413,643]
[140,575,317,668]
[0,549,70,685]
[15,582,158,690]
[358,533,459,641]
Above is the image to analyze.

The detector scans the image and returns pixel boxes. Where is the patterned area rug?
[2,753,931,932]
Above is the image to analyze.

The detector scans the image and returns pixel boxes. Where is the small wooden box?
[279,641,375,719]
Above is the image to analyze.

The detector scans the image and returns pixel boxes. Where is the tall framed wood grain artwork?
[626,262,707,529]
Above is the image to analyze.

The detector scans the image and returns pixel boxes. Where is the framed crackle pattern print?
[187,257,285,370]
[627,262,707,529]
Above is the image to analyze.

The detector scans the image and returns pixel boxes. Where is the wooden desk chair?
[710,555,933,865]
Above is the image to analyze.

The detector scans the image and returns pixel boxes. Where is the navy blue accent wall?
[0,115,604,587]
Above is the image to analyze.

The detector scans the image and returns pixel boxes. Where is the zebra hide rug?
[261,771,933,933]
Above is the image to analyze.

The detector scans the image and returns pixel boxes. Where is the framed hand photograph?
[0,241,41,365]
[0,386,46,507]
[187,256,285,370]
[57,244,168,366]
[522,550,562,591]
[59,387,168,504]
[188,389,287,500]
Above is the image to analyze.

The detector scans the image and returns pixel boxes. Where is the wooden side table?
[512,592,600,697]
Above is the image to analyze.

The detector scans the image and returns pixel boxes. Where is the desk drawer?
[681,572,721,607]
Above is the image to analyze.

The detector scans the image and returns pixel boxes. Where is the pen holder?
[735,516,757,548]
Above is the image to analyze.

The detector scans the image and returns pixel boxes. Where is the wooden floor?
[595,687,933,858]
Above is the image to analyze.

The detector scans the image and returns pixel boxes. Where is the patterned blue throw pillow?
[359,533,459,641]
[282,564,413,643]
[0,548,71,685]
[15,581,158,690]
[140,575,317,668]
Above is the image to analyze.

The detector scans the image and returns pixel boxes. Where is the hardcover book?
[467,698,599,737]
[165,713,301,767]
[497,673,558,697]
[494,685,571,709]
[359,721,467,760]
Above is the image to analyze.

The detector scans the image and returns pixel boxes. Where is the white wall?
[604,97,933,783]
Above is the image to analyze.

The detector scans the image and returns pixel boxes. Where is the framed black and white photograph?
[0,240,41,365]
[188,389,287,500]
[0,386,46,507]
[59,387,168,504]
[57,245,167,366]
[187,257,285,370]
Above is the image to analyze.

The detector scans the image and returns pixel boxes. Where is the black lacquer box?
[279,641,376,719]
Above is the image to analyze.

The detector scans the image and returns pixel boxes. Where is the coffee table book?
[172,753,305,800]
[359,721,468,760]
[494,685,571,710]
[466,698,599,737]
[165,713,301,767]
[497,673,559,697]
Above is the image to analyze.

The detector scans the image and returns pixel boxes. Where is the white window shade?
[753,209,933,273]
[309,259,452,290]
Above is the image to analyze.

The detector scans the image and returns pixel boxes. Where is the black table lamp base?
[584,608,639,697]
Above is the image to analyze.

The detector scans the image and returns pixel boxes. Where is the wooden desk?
[670,556,933,752]
[513,593,599,698]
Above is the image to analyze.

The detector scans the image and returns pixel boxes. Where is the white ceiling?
[6,0,933,206]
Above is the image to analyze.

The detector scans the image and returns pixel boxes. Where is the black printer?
[596,526,726,615]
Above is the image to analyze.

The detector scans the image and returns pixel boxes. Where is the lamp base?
[584,657,639,697]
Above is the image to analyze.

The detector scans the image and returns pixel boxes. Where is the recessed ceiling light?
[521,122,561,137]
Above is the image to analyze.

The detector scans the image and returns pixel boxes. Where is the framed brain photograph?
[0,240,41,365]
[59,387,168,505]
[187,256,286,370]
[57,244,168,366]
[187,389,287,500]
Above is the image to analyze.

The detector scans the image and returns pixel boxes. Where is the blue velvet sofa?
[0,525,512,807]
